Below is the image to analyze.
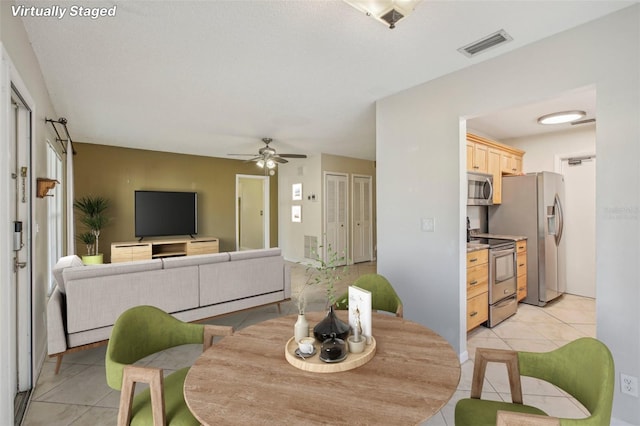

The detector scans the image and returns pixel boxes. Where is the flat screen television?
[135,190,197,238]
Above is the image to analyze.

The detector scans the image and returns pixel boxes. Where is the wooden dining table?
[184,311,461,425]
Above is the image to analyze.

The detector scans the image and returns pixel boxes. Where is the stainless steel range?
[471,238,518,327]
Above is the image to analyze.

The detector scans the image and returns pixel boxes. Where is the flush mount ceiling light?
[537,110,586,125]
[344,0,422,29]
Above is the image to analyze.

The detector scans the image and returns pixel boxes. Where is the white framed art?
[291,205,302,222]
[292,183,302,201]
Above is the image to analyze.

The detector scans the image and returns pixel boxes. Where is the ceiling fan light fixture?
[266,159,276,169]
[344,0,422,29]
[256,159,265,168]
[537,110,586,125]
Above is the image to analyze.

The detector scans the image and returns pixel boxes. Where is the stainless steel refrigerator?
[488,172,566,306]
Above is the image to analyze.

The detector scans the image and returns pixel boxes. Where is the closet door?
[324,173,348,266]
[352,175,372,263]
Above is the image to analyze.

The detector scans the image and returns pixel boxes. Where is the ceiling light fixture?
[344,0,422,29]
[256,159,265,168]
[266,159,276,169]
[537,110,586,125]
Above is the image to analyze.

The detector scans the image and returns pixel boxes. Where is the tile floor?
[22,261,596,425]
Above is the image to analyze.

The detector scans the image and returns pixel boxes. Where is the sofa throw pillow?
[53,255,83,294]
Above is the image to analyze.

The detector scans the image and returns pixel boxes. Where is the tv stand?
[111,237,219,263]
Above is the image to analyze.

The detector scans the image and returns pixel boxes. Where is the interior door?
[352,175,372,263]
[236,175,269,251]
[560,156,595,298]
[10,89,33,418]
[324,173,348,266]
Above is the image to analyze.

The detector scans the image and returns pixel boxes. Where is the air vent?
[304,235,318,259]
[458,29,513,58]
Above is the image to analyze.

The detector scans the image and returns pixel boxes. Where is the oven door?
[490,248,517,304]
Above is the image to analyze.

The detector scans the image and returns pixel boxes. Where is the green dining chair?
[335,273,403,317]
[455,337,614,426]
[105,305,234,426]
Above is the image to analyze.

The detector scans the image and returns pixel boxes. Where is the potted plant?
[74,195,110,264]
[294,243,350,342]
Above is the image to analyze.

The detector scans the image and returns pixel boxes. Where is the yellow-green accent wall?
[73,143,278,261]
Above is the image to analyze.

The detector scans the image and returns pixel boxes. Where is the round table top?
[184,311,461,425]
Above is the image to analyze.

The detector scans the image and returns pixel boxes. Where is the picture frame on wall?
[291,205,302,223]
[292,183,302,201]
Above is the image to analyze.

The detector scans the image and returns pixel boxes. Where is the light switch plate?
[421,217,435,232]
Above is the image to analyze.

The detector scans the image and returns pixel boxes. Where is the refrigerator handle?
[555,193,564,246]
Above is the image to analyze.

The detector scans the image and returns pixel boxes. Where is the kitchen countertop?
[466,242,489,252]
[466,233,527,252]
[472,233,528,242]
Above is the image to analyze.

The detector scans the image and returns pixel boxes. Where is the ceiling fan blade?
[244,157,262,162]
[273,156,288,164]
[278,153,307,158]
[228,153,255,156]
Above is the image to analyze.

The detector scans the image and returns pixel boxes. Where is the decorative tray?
[284,336,376,373]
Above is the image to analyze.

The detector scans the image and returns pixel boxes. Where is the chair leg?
[118,366,166,426]
[472,348,523,404]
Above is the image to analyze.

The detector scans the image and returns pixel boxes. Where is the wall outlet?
[621,373,639,397]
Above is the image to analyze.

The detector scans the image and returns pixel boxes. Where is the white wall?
[506,125,596,173]
[278,155,323,263]
[1,2,60,424]
[377,6,639,424]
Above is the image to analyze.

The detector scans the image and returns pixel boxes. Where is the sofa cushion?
[63,259,162,282]
[200,254,284,306]
[162,252,229,269]
[65,265,198,334]
[228,247,281,261]
[52,255,84,294]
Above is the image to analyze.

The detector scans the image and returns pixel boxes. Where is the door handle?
[14,258,27,272]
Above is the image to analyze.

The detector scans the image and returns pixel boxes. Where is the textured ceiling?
[19,1,632,161]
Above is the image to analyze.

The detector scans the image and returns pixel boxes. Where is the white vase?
[294,314,309,342]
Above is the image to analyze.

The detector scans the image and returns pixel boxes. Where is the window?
[47,142,63,293]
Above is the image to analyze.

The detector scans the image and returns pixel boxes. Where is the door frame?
[323,171,349,265]
[351,174,373,263]
[1,45,36,424]
[235,174,270,251]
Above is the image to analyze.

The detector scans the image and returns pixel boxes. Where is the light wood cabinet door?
[111,243,152,263]
[488,148,502,204]
[501,152,524,175]
[466,142,474,171]
[467,292,489,331]
[186,239,219,255]
[467,141,488,173]
[466,249,488,268]
[517,274,527,302]
[467,264,489,299]
[516,240,527,302]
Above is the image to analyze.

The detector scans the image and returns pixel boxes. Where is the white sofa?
[47,247,290,372]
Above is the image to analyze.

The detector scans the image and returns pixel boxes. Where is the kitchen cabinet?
[467,133,525,204]
[516,240,528,302]
[467,140,489,173]
[466,249,489,331]
[501,152,523,174]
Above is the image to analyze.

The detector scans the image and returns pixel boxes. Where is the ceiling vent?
[458,29,513,58]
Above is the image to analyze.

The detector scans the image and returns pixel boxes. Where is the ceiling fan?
[229,138,307,169]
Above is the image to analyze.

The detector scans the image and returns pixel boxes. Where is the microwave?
[467,172,493,205]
